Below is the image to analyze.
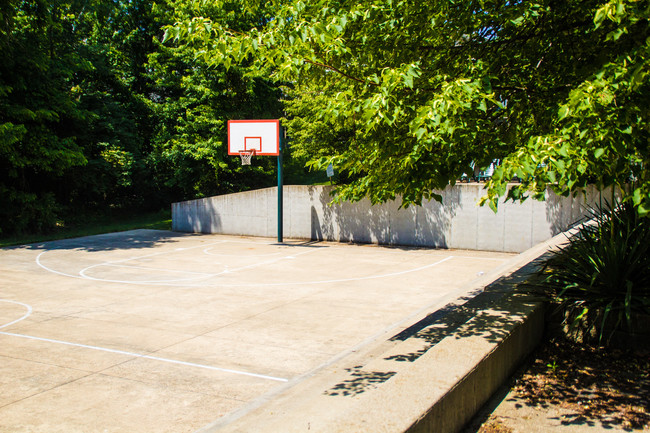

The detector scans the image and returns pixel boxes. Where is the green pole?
[277,123,283,243]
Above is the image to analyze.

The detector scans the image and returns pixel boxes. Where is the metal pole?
[277,123,283,243]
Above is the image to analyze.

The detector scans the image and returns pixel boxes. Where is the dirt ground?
[465,337,650,433]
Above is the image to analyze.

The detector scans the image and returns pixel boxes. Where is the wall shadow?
[173,197,222,234]
[313,185,458,248]
[545,186,620,237]
[310,206,324,241]
[199,198,223,234]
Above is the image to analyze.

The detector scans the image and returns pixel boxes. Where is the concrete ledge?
[200,232,567,433]
[403,294,545,433]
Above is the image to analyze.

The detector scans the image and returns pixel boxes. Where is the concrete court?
[0,229,516,433]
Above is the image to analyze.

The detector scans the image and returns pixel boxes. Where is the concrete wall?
[172,184,609,252]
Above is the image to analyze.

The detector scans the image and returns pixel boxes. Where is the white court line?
[195,253,478,431]
[203,247,282,258]
[78,263,218,284]
[79,249,448,287]
[35,240,230,281]
[74,246,323,286]
[0,331,288,383]
[36,251,85,280]
[38,250,456,287]
[204,255,456,287]
[37,238,292,283]
[0,297,287,382]
[98,263,218,276]
[217,247,321,274]
[213,239,280,245]
[0,299,32,329]
[449,256,512,262]
[36,238,462,288]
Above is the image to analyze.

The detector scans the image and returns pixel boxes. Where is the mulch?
[475,336,650,432]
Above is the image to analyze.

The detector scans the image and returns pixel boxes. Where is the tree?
[0,0,89,233]
[148,0,284,202]
[0,0,288,235]
[168,0,650,214]
[66,0,160,210]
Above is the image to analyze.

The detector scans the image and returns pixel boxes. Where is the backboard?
[228,119,280,156]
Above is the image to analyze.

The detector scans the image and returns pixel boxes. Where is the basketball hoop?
[239,149,255,165]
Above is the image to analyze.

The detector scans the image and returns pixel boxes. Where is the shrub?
[0,189,59,235]
[538,201,650,344]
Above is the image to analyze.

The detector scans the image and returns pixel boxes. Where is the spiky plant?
[539,201,650,344]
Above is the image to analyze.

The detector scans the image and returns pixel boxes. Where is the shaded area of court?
[0,230,516,433]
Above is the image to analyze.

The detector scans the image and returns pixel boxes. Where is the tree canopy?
[169,0,650,215]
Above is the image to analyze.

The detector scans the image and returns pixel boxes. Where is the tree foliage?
[169,0,650,214]
[148,1,283,200]
[3,0,648,235]
[0,0,89,232]
[0,0,283,235]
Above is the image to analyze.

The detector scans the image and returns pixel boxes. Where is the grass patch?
[0,209,172,248]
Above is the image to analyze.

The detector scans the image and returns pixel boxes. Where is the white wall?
[172,184,608,252]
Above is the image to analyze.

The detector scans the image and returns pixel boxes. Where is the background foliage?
[2,0,649,236]
[170,0,650,213]
[0,0,283,235]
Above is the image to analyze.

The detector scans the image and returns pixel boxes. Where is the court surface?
[0,230,516,433]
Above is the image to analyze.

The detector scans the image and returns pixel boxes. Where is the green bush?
[538,202,650,344]
[0,189,59,235]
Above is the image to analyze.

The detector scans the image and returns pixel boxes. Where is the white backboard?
[228,119,280,156]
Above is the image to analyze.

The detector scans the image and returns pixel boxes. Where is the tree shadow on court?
[324,250,557,400]
[324,366,397,397]
[383,295,537,364]
[385,254,549,364]
[323,255,547,398]
[18,229,191,252]
[321,292,537,398]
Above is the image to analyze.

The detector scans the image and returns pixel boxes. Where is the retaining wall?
[172,184,608,252]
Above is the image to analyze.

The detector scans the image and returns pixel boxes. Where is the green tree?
[148,0,283,202]
[0,0,89,233]
[168,0,650,214]
[0,0,287,236]
[65,0,159,210]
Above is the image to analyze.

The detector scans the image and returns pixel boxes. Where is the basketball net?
[239,149,255,165]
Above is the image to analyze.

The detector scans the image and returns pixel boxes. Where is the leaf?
[594,6,607,28]
[638,202,650,217]
[558,105,570,120]
[403,73,414,88]
[162,28,172,43]
[510,16,525,25]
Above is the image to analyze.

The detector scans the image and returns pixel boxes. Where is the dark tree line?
[0,0,285,235]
